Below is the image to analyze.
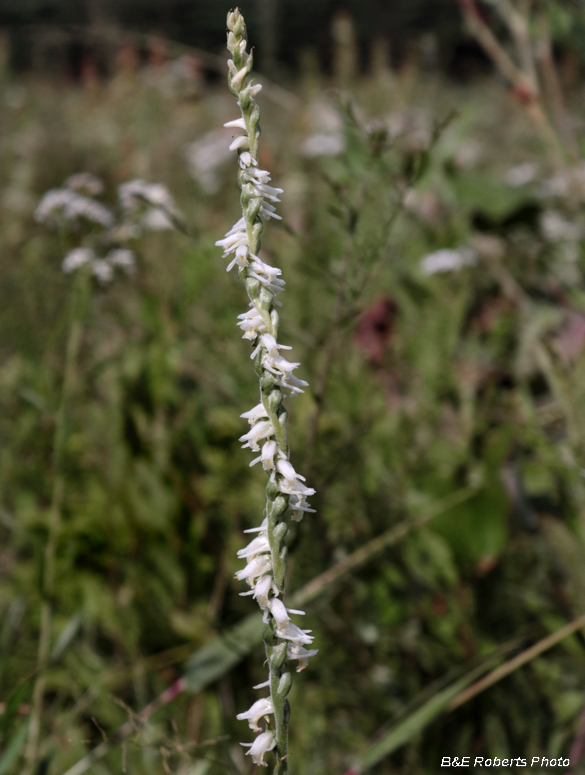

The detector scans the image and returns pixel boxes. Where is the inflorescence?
[215,9,316,770]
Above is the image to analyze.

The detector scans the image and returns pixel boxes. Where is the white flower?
[286,642,319,672]
[119,179,175,211]
[274,372,309,396]
[237,533,270,561]
[243,518,268,534]
[237,306,267,340]
[251,573,279,608]
[262,351,300,378]
[35,189,114,228]
[107,248,135,272]
[274,619,314,646]
[259,201,282,221]
[62,247,95,274]
[277,475,315,500]
[301,133,345,158]
[239,151,256,168]
[142,208,173,230]
[267,597,305,625]
[226,245,249,272]
[504,162,537,187]
[236,697,275,733]
[241,402,269,425]
[253,679,271,689]
[420,248,477,275]
[540,210,583,243]
[242,168,283,203]
[229,134,249,152]
[241,730,276,767]
[275,458,303,482]
[65,172,104,195]
[251,333,291,361]
[92,258,114,283]
[266,598,313,647]
[186,129,233,194]
[289,493,316,522]
[247,265,285,295]
[235,554,273,586]
[215,218,247,258]
[224,118,247,130]
[239,420,275,452]
[249,257,284,284]
[249,439,278,470]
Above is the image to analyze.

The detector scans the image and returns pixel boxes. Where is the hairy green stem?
[226,10,292,769]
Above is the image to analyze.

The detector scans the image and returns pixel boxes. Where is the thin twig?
[568,696,585,775]
[448,612,585,710]
[534,10,580,161]
[62,678,187,775]
[455,0,565,165]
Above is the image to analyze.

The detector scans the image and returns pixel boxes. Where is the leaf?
[432,482,508,565]
[183,612,263,693]
[449,173,535,221]
[182,492,475,693]
[353,655,504,773]
[0,720,29,775]
[50,613,83,663]
[0,682,31,740]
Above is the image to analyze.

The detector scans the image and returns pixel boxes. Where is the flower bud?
[278,671,292,698]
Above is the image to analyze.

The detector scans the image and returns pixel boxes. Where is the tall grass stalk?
[23,268,89,774]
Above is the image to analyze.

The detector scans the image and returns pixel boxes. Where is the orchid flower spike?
[219,9,316,771]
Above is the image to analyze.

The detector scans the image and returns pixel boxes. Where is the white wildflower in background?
[504,162,538,187]
[420,247,478,275]
[301,100,345,158]
[91,258,114,284]
[118,179,175,211]
[35,172,148,284]
[65,172,104,196]
[61,246,136,283]
[385,108,431,150]
[216,10,316,772]
[62,247,95,274]
[540,210,583,243]
[301,133,345,158]
[107,248,135,272]
[35,188,114,229]
[118,179,180,231]
[544,161,585,201]
[185,129,233,194]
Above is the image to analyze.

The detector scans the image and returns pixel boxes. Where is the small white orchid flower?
[287,643,319,672]
[239,420,275,452]
[235,555,272,586]
[237,534,270,561]
[241,730,276,766]
[236,697,275,733]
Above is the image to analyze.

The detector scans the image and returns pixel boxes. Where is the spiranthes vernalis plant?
[215,9,316,771]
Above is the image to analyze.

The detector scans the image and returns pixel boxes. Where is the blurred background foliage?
[2,0,585,773]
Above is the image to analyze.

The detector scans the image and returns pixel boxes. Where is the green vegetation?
[1,20,585,774]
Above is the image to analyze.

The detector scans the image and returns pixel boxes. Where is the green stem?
[227,11,297,771]
[23,268,89,774]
